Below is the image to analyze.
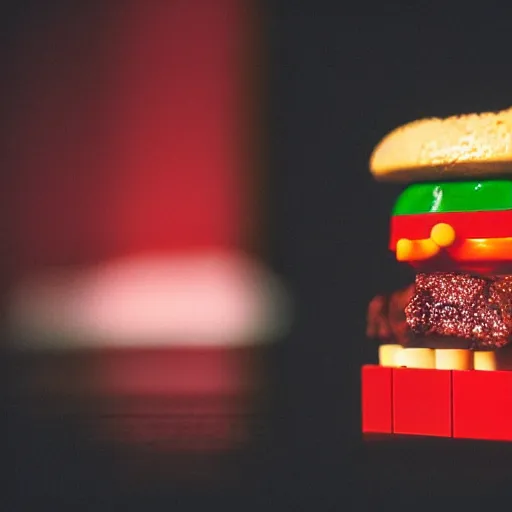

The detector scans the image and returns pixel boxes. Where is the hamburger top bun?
[370,107,512,182]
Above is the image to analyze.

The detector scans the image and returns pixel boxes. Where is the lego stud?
[396,238,413,261]
[378,344,403,367]
[395,238,441,262]
[430,223,456,248]
[435,349,472,370]
[473,351,497,371]
[395,348,435,369]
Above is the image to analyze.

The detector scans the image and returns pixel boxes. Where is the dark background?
[4,2,512,509]
[267,8,512,508]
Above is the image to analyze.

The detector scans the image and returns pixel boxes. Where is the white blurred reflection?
[7,251,290,349]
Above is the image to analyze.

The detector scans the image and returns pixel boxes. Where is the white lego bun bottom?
[378,345,498,371]
[378,344,403,367]
[370,107,512,182]
[473,351,497,371]
[395,348,435,368]
[435,349,472,370]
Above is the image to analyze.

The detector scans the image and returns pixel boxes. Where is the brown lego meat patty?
[406,272,512,350]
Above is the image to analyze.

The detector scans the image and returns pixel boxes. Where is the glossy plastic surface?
[390,210,512,249]
[392,368,452,437]
[390,209,512,272]
[396,237,512,263]
[361,365,393,433]
[393,180,512,215]
[362,366,512,441]
[453,370,512,441]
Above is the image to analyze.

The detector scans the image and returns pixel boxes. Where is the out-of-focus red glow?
[105,0,249,256]
[94,349,246,396]
[91,347,256,452]
[4,0,252,284]
[3,0,280,469]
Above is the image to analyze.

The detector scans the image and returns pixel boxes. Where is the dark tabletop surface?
[6,349,512,511]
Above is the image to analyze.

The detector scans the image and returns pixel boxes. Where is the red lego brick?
[453,370,512,441]
[361,365,392,433]
[393,368,452,437]
[390,210,512,249]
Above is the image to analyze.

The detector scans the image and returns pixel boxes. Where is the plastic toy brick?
[395,236,512,264]
[453,370,512,441]
[392,180,512,215]
[392,368,451,437]
[365,109,512,443]
[390,210,512,249]
[445,238,512,263]
[361,365,392,433]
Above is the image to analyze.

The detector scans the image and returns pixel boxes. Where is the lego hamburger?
[369,107,512,370]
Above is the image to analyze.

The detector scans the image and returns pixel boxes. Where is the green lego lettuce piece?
[393,180,512,215]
